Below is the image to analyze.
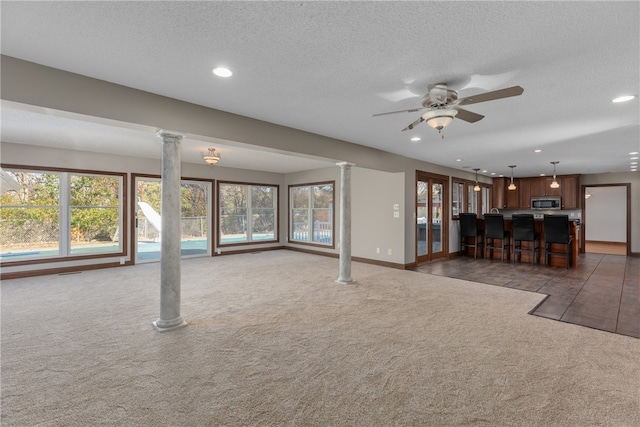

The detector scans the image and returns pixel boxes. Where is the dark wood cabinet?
[491,174,580,210]
[529,177,561,197]
[518,178,531,208]
[505,180,519,208]
[561,175,580,209]
[492,177,506,209]
[530,177,546,198]
[544,177,562,196]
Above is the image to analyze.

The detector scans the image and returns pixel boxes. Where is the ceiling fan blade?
[453,107,484,123]
[402,117,424,131]
[457,85,524,106]
[373,107,425,117]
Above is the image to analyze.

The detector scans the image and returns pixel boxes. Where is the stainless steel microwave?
[531,196,561,210]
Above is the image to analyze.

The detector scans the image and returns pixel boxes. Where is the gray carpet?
[2,250,639,426]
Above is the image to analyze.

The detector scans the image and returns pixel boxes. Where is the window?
[218,182,278,245]
[289,182,334,246]
[452,179,490,218]
[467,185,478,215]
[70,173,121,255]
[0,167,124,263]
[452,180,465,218]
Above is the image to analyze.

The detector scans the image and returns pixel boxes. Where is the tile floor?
[413,253,639,338]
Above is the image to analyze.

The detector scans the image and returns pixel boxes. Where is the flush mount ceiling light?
[534,149,543,153]
[473,168,481,192]
[508,165,517,190]
[550,161,560,188]
[410,136,421,142]
[201,147,221,165]
[422,109,458,138]
[212,67,232,77]
[612,95,636,103]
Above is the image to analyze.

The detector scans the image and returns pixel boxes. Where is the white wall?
[584,186,627,242]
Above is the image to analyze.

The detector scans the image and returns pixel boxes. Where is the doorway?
[416,171,449,264]
[582,184,630,256]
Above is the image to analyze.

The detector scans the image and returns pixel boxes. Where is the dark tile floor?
[413,253,639,338]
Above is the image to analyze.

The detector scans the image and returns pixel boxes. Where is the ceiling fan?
[373,83,524,136]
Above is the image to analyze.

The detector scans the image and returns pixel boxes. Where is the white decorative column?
[336,162,355,284]
[153,130,187,332]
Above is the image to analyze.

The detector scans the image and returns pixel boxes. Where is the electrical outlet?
[376,248,380,254]
[120,258,125,265]
[387,249,392,255]
[394,211,400,218]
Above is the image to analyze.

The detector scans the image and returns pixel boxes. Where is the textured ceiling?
[1,1,639,177]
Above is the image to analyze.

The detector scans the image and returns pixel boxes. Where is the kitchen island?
[465,217,580,268]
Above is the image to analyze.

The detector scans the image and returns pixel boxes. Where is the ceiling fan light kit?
[373,82,524,137]
[422,109,458,132]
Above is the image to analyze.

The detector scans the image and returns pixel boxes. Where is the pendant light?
[508,165,517,190]
[550,161,560,188]
[473,168,481,192]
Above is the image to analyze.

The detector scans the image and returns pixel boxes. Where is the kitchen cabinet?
[529,177,546,198]
[518,178,531,208]
[530,176,562,197]
[561,175,580,209]
[505,179,520,208]
[492,177,506,209]
[492,174,580,210]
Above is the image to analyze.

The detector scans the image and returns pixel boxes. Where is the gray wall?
[581,172,639,251]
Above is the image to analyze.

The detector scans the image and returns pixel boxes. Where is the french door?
[416,171,449,264]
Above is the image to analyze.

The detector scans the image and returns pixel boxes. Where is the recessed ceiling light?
[612,95,636,103]
[490,172,496,176]
[631,161,638,165]
[410,137,421,142]
[630,156,639,160]
[456,158,463,162]
[212,67,233,77]
[540,173,546,176]
[482,170,488,173]
[630,152,639,155]
[534,149,543,153]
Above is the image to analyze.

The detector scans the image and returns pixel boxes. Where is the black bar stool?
[512,214,539,265]
[543,214,573,269]
[484,214,511,262]
[460,213,483,259]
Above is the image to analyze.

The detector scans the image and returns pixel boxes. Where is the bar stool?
[543,214,573,269]
[460,213,483,259]
[512,214,539,265]
[484,213,511,262]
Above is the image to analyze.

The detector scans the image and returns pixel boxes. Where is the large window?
[134,176,211,262]
[0,167,124,263]
[289,182,334,246]
[452,179,491,218]
[452,180,465,219]
[218,182,278,245]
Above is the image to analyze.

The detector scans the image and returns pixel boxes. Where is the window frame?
[288,181,335,248]
[217,181,279,247]
[0,164,126,266]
